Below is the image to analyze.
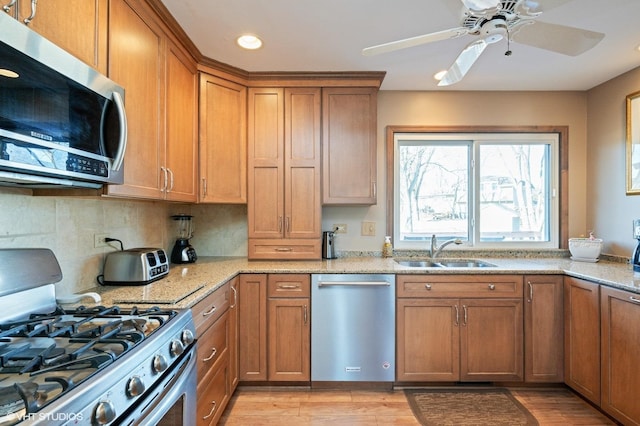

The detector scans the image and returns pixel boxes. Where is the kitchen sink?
[395,258,496,268]
[395,259,442,268]
[436,259,496,268]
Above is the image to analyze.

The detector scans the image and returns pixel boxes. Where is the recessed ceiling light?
[237,34,263,50]
[433,70,447,81]
[0,69,19,78]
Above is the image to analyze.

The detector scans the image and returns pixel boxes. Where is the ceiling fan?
[362,0,604,86]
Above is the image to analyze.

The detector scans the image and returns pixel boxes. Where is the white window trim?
[393,132,560,251]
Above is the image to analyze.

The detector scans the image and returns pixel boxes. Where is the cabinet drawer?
[397,275,523,298]
[197,353,229,426]
[197,309,229,384]
[248,239,321,260]
[192,282,230,336]
[268,274,310,297]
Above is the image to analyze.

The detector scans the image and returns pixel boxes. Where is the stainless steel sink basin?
[395,258,496,268]
[395,259,442,268]
[436,259,496,268]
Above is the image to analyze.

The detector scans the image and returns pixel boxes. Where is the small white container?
[568,238,603,261]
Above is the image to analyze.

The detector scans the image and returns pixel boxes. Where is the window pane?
[478,144,549,242]
[398,143,469,243]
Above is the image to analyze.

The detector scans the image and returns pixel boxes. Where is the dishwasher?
[311,274,395,382]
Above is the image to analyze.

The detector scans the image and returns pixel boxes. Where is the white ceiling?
[160,0,640,91]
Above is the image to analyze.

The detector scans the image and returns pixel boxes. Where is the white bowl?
[568,238,603,260]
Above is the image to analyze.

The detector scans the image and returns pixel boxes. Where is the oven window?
[156,395,184,425]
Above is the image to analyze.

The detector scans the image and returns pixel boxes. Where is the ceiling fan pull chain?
[505,26,512,56]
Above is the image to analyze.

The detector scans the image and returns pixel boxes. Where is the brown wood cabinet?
[106,0,197,201]
[247,88,321,259]
[238,274,311,383]
[322,87,378,205]
[267,274,310,381]
[564,276,600,405]
[228,277,240,393]
[238,274,268,381]
[199,73,247,203]
[191,281,233,426]
[5,0,109,74]
[524,275,564,382]
[600,285,640,425]
[397,275,523,382]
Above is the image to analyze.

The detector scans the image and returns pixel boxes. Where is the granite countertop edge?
[82,255,640,310]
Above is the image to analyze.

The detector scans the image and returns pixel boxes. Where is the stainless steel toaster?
[102,248,169,285]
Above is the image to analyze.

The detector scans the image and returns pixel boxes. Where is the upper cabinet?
[247,87,322,259]
[106,0,197,201]
[4,0,108,74]
[199,73,247,203]
[322,87,378,205]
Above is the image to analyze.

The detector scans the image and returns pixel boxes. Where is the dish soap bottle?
[382,236,393,258]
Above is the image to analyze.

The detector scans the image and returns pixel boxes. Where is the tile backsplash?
[0,188,248,295]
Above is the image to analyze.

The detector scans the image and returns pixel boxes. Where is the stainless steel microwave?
[0,12,127,189]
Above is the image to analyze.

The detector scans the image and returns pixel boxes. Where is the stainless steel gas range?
[0,249,197,425]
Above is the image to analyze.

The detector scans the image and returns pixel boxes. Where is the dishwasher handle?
[317,281,391,287]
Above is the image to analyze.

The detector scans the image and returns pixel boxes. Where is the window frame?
[385,125,569,250]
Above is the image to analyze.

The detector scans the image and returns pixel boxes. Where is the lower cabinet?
[564,276,601,405]
[397,275,523,382]
[600,285,640,425]
[238,273,310,382]
[192,281,236,426]
[524,275,564,382]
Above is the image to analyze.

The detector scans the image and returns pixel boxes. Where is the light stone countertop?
[84,255,640,310]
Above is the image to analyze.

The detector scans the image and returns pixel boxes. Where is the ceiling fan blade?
[362,27,468,56]
[438,39,488,86]
[511,21,604,56]
[460,0,500,11]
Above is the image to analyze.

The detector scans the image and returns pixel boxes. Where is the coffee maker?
[171,214,197,264]
[633,219,640,272]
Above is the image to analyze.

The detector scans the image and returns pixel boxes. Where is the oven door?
[118,347,197,426]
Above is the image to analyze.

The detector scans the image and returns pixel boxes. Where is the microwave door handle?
[111,91,128,172]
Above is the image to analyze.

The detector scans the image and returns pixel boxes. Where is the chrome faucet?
[430,234,463,258]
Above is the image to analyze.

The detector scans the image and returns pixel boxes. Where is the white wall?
[324,90,589,253]
[587,66,640,256]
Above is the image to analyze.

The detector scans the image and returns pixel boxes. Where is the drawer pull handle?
[304,304,308,325]
[279,284,299,289]
[425,284,432,290]
[230,285,237,308]
[275,247,293,252]
[527,281,533,303]
[463,305,468,326]
[203,348,217,362]
[202,306,216,317]
[630,296,640,304]
[203,401,217,420]
[488,284,496,290]
[454,305,459,326]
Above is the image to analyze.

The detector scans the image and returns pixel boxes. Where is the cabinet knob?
[425,284,432,290]
[488,284,496,290]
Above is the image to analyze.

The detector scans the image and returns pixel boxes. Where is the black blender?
[171,214,197,264]
[633,219,640,272]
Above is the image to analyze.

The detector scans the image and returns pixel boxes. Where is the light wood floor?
[219,386,617,425]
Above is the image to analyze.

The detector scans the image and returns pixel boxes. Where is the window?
[392,130,562,250]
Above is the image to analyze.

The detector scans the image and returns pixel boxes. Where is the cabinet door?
[284,88,321,239]
[524,275,564,382]
[238,274,267,381]
[397,298,459,382]
[165,41,197,202]
[199,74,247,203]
[248,88,284,239]
[20,0,108,74]
[107,0,164,198]
[460,298,523,382]
[564,277,600,405]
[322,87,377,205]
[228,278,239,392]
[267,297,310,381]
[600,286,640,425]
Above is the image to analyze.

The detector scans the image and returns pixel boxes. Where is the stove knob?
[170,339,185,357]
[94,400,116,425]
[153,354,168,373]
[126,375,146,397]
[181,329,195,346]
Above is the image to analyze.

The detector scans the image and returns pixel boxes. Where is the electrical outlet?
[94,233,108,248]
[333,224,347,234]
[361,221,376,236]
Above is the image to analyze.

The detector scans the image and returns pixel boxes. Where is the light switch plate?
[361,221,376,236]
